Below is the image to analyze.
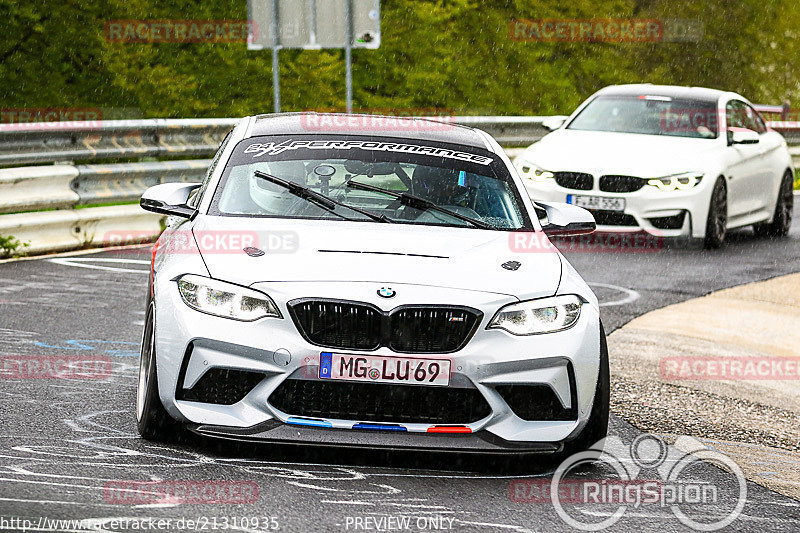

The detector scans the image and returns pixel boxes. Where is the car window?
[189,130,232,208]
[745,103,767,133]
[726,100,764,133]
[567,95,719,138]
[208,136,532,230]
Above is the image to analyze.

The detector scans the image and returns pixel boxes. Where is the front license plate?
[567,194,626,211]
[319,352,451,386]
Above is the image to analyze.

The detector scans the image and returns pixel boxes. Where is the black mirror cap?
[728,130,760,146]
[542,221,596,237]
[140,198,196,219]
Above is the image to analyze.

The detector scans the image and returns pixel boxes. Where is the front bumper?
[153,280,601,451]
[523,178,711,238]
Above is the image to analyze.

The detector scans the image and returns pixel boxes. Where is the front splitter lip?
[188,421,563,455]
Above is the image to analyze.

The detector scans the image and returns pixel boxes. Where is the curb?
[608,272,800,500]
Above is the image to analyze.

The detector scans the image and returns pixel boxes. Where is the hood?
[191,216,562,299]
[520,129,720,177]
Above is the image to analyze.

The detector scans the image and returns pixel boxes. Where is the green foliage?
[0,234,30,258]
[1,0,798,117]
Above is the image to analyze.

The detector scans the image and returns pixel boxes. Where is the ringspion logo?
[511,434,746,531]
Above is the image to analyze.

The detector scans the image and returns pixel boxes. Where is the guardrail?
[0,118,237,167]
[0,111,797,256]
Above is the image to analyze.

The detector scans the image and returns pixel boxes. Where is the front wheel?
[560,321,610,457]
[753,171,794,238]
[137,302,179,441]
[704,178,728,249]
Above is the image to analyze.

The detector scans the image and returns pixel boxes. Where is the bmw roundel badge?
[377,287,396,298]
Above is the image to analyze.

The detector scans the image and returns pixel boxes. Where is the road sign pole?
[248,0,378,113]
[271,0,281,113]
[345,0,353,113]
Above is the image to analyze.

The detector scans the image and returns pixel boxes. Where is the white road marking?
[0,497,119,508]
[321,500,375,505]
[455,520,533,532]
[48,258,150,274]
[589,282,641,307]
[287,480,402,495]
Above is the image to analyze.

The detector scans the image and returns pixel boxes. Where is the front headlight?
[488,295,582,335]
[517,161,555,182]
[647,171,704,191]
[177,274,281,321]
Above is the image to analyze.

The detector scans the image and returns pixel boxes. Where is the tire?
[753,171,794,238]
[560,321,610,457]
[704,177,728,249]
[136,302,179,441]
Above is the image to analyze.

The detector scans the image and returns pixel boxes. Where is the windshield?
[567,95,719,138]
[209,136,531,230]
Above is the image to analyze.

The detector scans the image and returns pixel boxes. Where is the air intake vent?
[599,175,646,193]
[554,172,594,190]
[591,210,638,226]
[494,384,577,421]
[177,369,266,405]
[288,300,482,353]
[289,300,382,351]
[269,379,491,424]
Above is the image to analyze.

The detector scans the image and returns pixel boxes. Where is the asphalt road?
[1,204,799,532]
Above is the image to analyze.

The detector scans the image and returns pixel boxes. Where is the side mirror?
[140,183,202,219]
[541,116,568,131]
[535,201,596,237]
[729,129,760,145]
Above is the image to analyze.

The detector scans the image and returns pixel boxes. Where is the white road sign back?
[247,0,381,50]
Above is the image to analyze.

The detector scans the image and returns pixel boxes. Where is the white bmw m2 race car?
[137,113,608,456]
[515,84,794,248]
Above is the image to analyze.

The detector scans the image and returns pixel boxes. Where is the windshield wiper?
[254,171,393,223]
[346,180,492,230]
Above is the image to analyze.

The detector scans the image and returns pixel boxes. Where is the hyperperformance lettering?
[244,140,494,165]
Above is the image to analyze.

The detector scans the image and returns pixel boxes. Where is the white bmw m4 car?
[515,84,794,248]
[136,113,608,456]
